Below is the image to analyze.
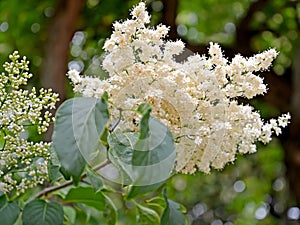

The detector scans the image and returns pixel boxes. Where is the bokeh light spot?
[287,207,300,220]
[151,1,163,12]
[233,180,246,193]
[177,24,187,36]
[31,23,40,33]
[272,177,285,191]
[255,206,268,220]
[0,22,9,32]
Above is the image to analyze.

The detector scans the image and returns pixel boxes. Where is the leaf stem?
[28,159,111,202]
[109,108,122,132]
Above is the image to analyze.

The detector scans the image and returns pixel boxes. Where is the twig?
[109,108,122,131]
[28,159,111,202]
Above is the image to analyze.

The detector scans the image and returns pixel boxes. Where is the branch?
[161,0,178,40]
[41,0,85,141]
[236,0,269,55]
[28,159,111,202]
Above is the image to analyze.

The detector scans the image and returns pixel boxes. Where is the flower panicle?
[0,51,59,196]
[67,3,290,174]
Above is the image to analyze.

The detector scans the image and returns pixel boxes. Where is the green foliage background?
[0,0,299,224]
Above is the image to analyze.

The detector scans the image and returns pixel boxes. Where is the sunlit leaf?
[63,187,105,211]
[52,97,109,183]
[135,202,160,225]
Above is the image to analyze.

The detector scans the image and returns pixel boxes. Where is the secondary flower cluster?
[67,2,290,174]
[0,52,59,195]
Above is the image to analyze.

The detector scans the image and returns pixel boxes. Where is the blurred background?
[0,0,299,224]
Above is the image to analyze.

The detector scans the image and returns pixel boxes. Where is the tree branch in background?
[283,44,300,206]
[41,0,85,140]
[235,0,269,55]
[161,0,178,40]
[41,0,85,103]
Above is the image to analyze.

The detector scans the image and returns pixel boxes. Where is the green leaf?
[63,187,105,211]
[52,97,109,183]
[108,105,175,189]
[137,102,152,115]
[63,206,76,225]
[48,163,62,183]
[136,103,152,139]
[108,130,137,184]
[74,208,88,225]
[127,181,165,199]
[102,91,109,102]
[48,146,63,182]
[133,117,175,166]
[0,196,20,225]
[22,199,64,225]
[161,191,186,225]
[131,117,176,188]
[86,166,104,192]
[101,194,117,225]
[145,196,166,215]
[135,202,160,225]
[146,196,166,206]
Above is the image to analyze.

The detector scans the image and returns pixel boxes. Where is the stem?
[110,108,122,132]
[108,101,139,132]
[29,159,111,201]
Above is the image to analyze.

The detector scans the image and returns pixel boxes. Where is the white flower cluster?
[67,3,290,174]
[0,52,59,195]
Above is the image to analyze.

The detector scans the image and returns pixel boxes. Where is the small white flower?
[0,52,58,195]
[67,69,82,84]
[194,136,202,145]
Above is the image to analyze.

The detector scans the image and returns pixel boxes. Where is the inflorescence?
[0,52,59,195]
[67,2,290,174]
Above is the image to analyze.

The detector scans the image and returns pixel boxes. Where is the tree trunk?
[283,43,300,206]
[161,0,178,40]
[41,0,85,140]
[41,0,85,102]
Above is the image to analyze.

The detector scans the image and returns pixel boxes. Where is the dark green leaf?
[59,167,71,181]
[52,97,109,183]
[22,199,64,225]
[48,163,62,183]
[48,146,62,182]
[136,103,152,139]
[135,202,160,225]
[63,187,105,211]
[0,196,20,225]
[137,103,152,115]
[161,191,186,225]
